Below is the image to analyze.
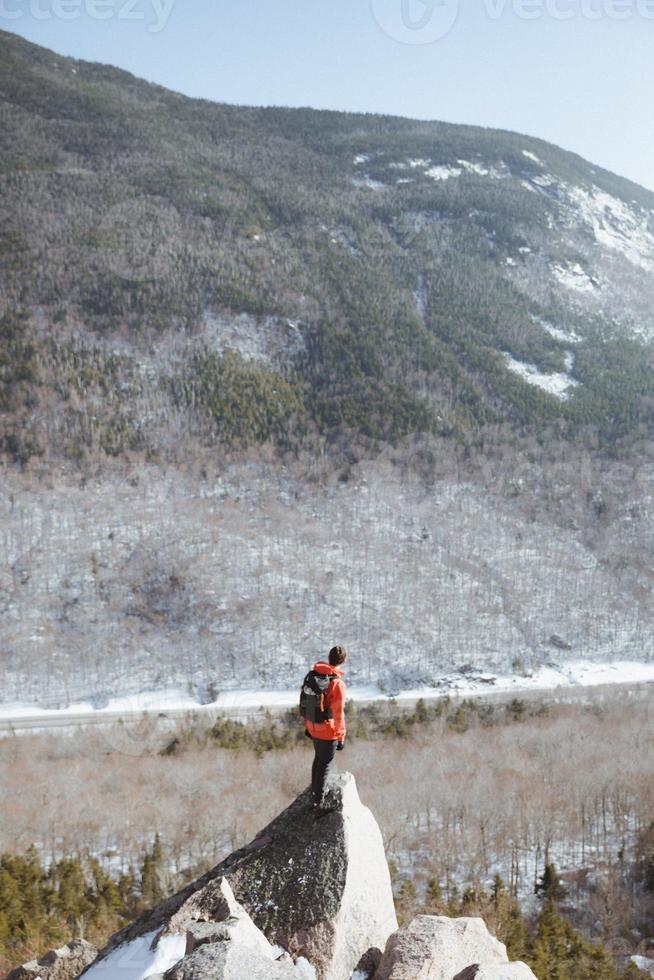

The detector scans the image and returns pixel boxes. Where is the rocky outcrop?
[7,940,97,980]
[9,781,542,980]
[373,916,537,980]
[78,772,397,980]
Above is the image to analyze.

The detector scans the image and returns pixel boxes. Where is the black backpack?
[299,670,338,724]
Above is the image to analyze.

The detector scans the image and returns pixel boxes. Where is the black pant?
[311,737,337,805]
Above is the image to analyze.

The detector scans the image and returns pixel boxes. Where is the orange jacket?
[303,661,346,742]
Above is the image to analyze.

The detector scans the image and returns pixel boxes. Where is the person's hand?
[336,741,344,751]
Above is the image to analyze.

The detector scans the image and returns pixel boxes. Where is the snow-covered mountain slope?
[3,452,654,708]
[350,143,654,345]
[2,31,654,707]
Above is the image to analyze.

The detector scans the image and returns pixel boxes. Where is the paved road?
[1,679,651,734]
[0,701,294,732]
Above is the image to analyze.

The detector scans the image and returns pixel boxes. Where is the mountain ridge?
[2,27,651,201]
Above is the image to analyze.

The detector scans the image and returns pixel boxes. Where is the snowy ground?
[5,454,654,708]
[502,350,579,401]
[80,931,186,980]
[1,660,653,730]
[78,930,318,980]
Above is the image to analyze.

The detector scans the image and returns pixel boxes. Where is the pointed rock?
[79,772,396,980]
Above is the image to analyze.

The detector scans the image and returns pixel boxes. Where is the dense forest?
[2,29,654,470]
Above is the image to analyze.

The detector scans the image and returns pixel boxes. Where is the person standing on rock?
[300,645,348,811]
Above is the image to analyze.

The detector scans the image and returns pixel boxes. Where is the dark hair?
[328,645,348,666]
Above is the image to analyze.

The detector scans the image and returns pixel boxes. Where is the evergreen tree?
[528,892,626,979]
[536,863,567,903]
[139,834,167,910]
[490,875,527,961]
[423,877,444,914]
[395,879,418,925]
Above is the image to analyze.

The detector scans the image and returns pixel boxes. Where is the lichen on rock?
[77,772,397,980]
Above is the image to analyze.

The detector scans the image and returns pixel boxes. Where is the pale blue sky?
[4,0,654,191]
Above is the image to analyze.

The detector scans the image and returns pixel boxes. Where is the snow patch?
[503,351,579,401]
[104,688,200,713]
[81,930,185,980]
[567,184,654,271]
[424,160,506,182]
[0,699,97,719]
[552,262,597,293]
[630,955,654,975]
[353,154,370,165]
[352,176,385,191]
[202,311,305,365]
[462,159,508,179]
[457,159,490,176]
[532,174,556,187]
[391,660,654,699]
[425,164,462,182]
[522,150,543,164]
[5,662,654,730]
[532,317,581,345]
[520,173,654,271]
[212,689,300,710]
